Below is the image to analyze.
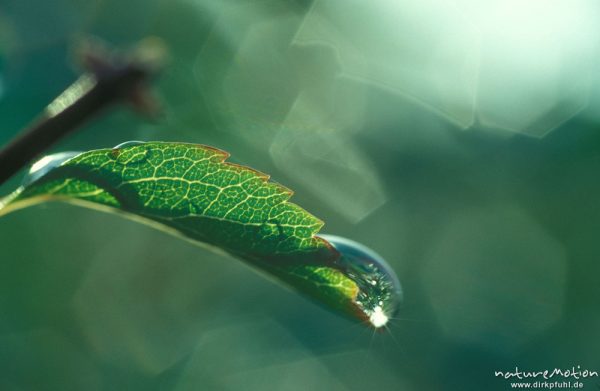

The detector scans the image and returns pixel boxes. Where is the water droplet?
[111,141,148,164]
[23,152,81,186]
[319,234,402,328]
[113,140,147,149]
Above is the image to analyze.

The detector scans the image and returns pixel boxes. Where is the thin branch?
[0,38,165,187]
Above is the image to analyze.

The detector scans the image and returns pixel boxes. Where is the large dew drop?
[319,234,402,328]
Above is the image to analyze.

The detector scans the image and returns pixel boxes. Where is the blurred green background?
[1,0,600,390]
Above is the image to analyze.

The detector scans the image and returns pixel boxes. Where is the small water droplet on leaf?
[113,141,147,149]
[111,141,149,164]
[23,152,80,186]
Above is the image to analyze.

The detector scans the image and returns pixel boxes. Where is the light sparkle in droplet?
[369,306,389,328]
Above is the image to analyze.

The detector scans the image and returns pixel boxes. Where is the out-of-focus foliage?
[1,0,600,390]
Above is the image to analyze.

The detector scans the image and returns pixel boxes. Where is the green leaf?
[0,142,400,327]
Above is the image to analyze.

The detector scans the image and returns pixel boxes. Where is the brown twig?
[0,38,165,186]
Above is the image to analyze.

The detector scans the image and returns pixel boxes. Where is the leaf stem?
[0,38,165,187]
